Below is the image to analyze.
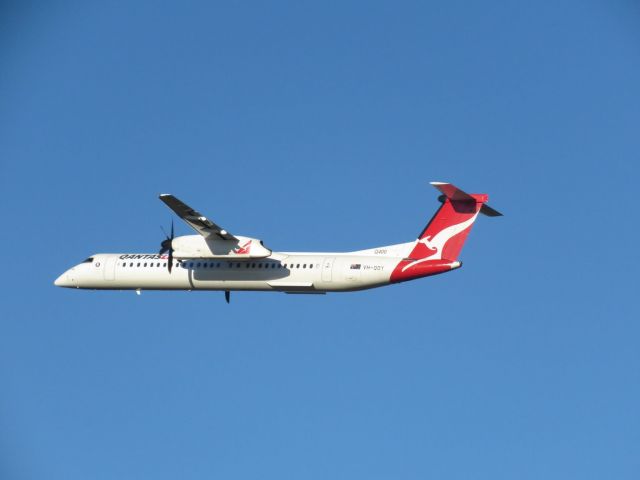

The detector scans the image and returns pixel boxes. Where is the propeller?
[159,220,175,273]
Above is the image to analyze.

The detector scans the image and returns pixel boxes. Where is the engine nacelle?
[171,235,271,259]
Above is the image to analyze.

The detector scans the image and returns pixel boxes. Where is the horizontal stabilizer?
[430,181,502,216]
[430,182,476,202]
[480,204,503,217]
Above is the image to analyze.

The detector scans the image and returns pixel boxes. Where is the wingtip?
[430,181,449,186]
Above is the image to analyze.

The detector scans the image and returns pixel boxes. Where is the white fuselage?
[54,243,436,293]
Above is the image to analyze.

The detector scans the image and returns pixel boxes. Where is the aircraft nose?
[54,269,75,288]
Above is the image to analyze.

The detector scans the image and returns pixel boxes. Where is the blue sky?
[1,1,639,478]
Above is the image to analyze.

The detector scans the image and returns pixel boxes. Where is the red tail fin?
[408,182,502,261]
[390,182,501,283]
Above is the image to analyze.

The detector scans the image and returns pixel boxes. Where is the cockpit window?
[83,257,94,263]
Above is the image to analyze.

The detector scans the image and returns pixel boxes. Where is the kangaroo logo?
[403,212,479,271]
[233,240,252,255]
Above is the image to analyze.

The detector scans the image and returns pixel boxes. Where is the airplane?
[54,182,501,302]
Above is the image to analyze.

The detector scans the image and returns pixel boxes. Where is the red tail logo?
[390,182,501,284]
[410,209,480,261]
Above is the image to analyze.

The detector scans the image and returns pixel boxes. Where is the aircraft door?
[322,257,334,282]
[103,256,117,281]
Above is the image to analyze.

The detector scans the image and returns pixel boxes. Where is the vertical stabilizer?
[409,182,501,261]
[390,182,501,283]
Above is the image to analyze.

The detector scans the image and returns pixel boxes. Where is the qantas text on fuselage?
[54,182,502,302]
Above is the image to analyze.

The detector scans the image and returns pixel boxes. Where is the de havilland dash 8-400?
[54,182,501,302]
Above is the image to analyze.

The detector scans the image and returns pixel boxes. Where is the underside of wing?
[159,194,237,240]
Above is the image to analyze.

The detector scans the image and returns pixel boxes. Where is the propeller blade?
[225,290,230,303]
[160,220,176,273]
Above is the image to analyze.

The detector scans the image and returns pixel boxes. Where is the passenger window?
[130,263,133,267]
[309,264,313,269]
[163,263,167,267]
[303,264,307,269]
[296,264,300,268]
[137,263,140,267]
[144,263,147,267]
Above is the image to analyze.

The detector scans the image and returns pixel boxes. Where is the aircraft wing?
[159,194,237,240]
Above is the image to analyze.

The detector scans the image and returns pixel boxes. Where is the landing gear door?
[322,257,334,282]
